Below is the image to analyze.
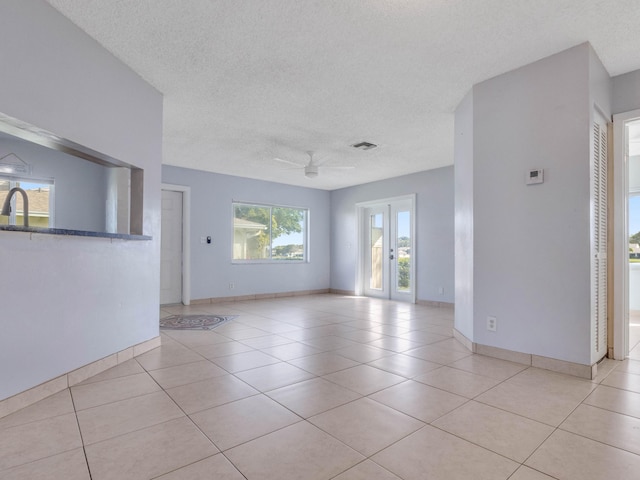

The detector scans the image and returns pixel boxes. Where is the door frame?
[355,194,416,303]
[612,109,640,359]
[161,183,191,305]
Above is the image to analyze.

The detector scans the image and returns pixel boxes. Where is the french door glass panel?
[370,212,384,290]
[395,209,411,293]
[362,199,414,302]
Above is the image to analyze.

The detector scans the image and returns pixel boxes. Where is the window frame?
[231,201,308,264]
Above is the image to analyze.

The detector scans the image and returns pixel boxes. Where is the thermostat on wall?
[526,168,544,185]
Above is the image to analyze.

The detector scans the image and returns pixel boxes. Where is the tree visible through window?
[233,203,307,261]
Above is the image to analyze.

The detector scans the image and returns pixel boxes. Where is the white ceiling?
[45,0,640,190]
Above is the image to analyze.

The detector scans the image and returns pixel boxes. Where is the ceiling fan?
[274,151,354,178]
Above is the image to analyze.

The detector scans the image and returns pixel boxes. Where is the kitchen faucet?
[1,187,29,227]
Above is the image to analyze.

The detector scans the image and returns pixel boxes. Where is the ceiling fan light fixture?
[305,164,319,178]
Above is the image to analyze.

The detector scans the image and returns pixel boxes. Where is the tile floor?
[2,294,640,479]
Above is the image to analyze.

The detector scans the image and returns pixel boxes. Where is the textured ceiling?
[45,0,640,190]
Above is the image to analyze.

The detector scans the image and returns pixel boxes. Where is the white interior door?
[161,189,183,305]
[361,197,415,302]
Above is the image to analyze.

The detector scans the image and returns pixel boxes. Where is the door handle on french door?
[389,254,395,260]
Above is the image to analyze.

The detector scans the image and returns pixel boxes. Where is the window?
[0,177,54,227]
[233,202,307,262]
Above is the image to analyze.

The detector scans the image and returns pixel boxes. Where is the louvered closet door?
[592,119,608,360]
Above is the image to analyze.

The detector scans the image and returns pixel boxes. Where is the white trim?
[612,110,640,359]
[161,183,191,306]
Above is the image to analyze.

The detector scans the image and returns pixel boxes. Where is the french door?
[360,196,415,302]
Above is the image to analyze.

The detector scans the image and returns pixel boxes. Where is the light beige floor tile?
[420,324,457,337]
[148,360,227,389]
[584,384,640,419]
[0,448,90,480]
[225,421,364,480]
[267,377,361,418]
[77,359,146,385]
[239,334,294,349]
[260,342,321,360]
[560,404,640,455]
[302,335,360,351]
[323,365,405,395]
[525,429,640,480]
[190,394,301,450]
[404,345,472,364]
[367,337,422,353]
[193,341,253,359]
[601,370,640,393]
[448,354,528,381]
[0,389,74,430]
[85,417,218,480]
[309,397,424,456]
[136,345,205,371]
[154,453,245,479]
[234,362,315,392]
[508,466,557,480]
[369,325,411,337]
[332,460,402,480]
[369,380,467,422]
[427,337,469,352]
[166,375,258,414]
[333,344,393,363]
[211,350,280,373]
[615,358,640,375]
[76,391,184,445]
[397,330,450,345]
[373,425,518,480]
[218,326,271,341]
[591,358,619,383]
[306,324,358,337]
[288,352,360,376]
[432,400,553,462]
[367,353,441,378]
[0,413,82,470]
[161,329,230,347]
[475,368,596,426]
[71,372,161,411]
[339,329,385,343]
[414,366,501,398]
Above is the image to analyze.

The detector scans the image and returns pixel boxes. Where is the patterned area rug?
[160,314,237,330]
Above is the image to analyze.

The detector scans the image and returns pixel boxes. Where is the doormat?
[160,314,238,330]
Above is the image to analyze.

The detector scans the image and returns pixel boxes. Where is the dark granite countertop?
[0,225,152,240]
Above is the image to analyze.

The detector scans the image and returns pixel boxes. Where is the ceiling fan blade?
[273,157,303,167]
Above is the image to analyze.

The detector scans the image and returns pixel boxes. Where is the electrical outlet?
[229,282,235,289]
[487,316,497,332]
[200,236,206,244]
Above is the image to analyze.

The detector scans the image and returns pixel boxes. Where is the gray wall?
[162,165,331,299]
[0,135,107,232]
[613,70,640,114]
[330,167,454,303]
[0,1,162,401]
[455,43,611,365]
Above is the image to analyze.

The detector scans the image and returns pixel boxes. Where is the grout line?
[69,388,94,480]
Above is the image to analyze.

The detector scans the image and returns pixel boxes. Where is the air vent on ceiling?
[351,141,377,151]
